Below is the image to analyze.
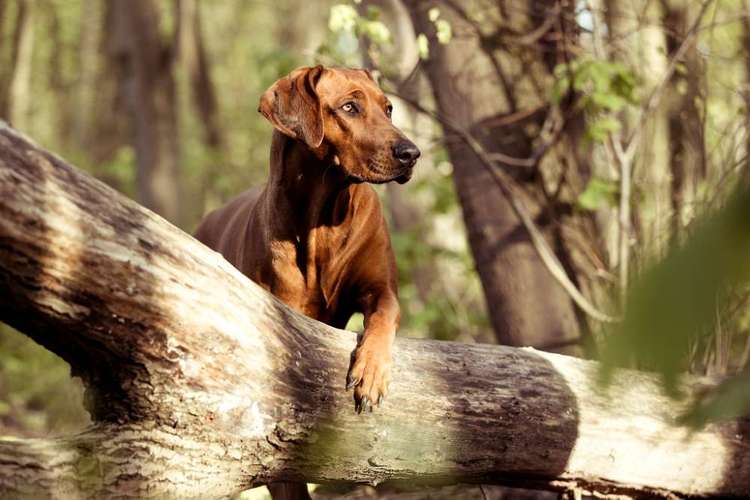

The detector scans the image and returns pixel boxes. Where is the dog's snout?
[392,140,421,165]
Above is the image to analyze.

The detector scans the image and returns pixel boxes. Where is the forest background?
[0,0,749,492]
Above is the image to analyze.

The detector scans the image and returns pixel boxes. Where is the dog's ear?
[258,66,325,149]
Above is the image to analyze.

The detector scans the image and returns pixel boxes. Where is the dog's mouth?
[347,168,413,185]
[334,154,415,185]
[395,170,412,184]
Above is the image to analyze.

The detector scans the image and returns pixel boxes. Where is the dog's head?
[259,66,420,184]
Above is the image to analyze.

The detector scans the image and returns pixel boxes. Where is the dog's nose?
[393,140,421,165]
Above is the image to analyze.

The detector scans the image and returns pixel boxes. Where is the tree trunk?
[46,4,76,148]
[175,0,223,150]
[661,0,706,236]
[4,0,34,130]
[71,0,102,150]
[0,0,8,115]
[402,0,583,354]
[110,0,182,225]
[742,0,750,185]
[0,122,748,498]
[84,0,129,183]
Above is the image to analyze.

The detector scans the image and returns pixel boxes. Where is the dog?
[194,66,420,498]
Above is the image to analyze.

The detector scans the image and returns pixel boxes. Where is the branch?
[0,122,747,498]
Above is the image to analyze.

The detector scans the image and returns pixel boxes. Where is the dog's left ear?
[258,66,325,149]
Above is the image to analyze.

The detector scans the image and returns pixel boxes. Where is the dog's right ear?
[258,66,325,149]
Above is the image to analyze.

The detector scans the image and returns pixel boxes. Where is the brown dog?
[194,66,419,413]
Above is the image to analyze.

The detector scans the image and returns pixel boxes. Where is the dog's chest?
[266,224,355,324]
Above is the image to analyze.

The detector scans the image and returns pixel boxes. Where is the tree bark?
[110,0,182,225]
[0,122,748,498]
[661,0,706,236]
[402,0,584,354]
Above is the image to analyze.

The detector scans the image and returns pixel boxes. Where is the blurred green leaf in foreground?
[600,186,750,424]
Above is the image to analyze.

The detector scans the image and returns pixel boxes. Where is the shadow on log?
[0,121,748,498]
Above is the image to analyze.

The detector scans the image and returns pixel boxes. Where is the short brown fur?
[194,66,420,416]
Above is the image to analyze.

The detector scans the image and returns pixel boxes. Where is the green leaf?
[361,20,391,45]
[435,19,452,44]
[329,4,358,33]
[680,371,750,427]
[551,75,570,104]
[586,115,621,142]
[577,177,619,211]
[591,92,628,112]
[416,33,429,60]
[366,5,381,21]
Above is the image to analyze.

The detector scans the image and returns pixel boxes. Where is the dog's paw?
[346,336,392,413]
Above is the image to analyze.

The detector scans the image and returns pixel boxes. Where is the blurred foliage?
[577,177,619,211]
[682,369,750,427]
[552,57,638,142]
[600,187,750,421]
[0,325,89,437]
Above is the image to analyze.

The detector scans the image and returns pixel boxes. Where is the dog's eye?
[386,105,393,118]
[341,102,358,114]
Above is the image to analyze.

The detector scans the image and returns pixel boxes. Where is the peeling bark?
[0,122,748,498]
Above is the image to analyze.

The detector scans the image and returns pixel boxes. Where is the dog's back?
[194,187,262,270]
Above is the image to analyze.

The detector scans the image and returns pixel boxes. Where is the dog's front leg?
[347,289,398,412]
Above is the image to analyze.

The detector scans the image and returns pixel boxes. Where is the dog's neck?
[264,131,352,233]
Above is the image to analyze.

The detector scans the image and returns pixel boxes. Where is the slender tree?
[743,0,750,184]
[109,0,183,224]
[661,0,706,236]
[4,0,34,130]
[175,0,223,150]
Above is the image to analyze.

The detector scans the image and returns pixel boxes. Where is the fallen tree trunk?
[0,122,748,499]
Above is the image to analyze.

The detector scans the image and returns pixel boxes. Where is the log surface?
[0,122,748,499]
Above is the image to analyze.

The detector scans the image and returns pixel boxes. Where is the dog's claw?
[347,375,361,390]
[359,396,370,414]
[377,394,384,406]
